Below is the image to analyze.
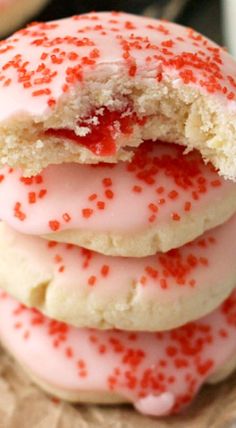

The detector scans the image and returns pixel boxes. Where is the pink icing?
[0,11,236,123]
[2,214,236,330]
[0,142,235,236]
[0,289,236,416]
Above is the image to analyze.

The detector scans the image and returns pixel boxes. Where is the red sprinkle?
[38,189,47,198]
[88,275,97,286]
[97,201,105,209]
[82,208,93,218]
[171,212,180,221]
[28,191,36,204]
[105,189,114,199]
[49,220,60,231]
[101,265,109,277]
[62,213,71,222]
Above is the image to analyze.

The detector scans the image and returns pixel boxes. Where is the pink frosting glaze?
[0,289,236,416]
[0,11,236,122]
[0,141,235,236]
[2,214,236,331]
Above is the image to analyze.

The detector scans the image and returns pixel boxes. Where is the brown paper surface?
[0,347,236,428]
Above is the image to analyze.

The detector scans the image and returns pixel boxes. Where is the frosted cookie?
[1,142,236,256]
[1,215,236,331]
[0,13,236,177]
[0,0,49,37]
[1,290,236,416]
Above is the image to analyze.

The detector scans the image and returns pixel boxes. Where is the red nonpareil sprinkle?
[32,88,51,96]
[208,236,216,244]
[88,193,97,201]
[99,344,107,354]
[101,265,109,277]
[66,243,74,250]
[103,177,112,187]
[78,370,88,377]
[160,278,168,289]
[197,359,214,375]
[62,83,69,92]
[156,186,164,194]
[166,346,177,357]
[0,174,4,182]
[47,240,58,248]
[14,202,26,221]
[35,175,43,184]
[148,203,158,213]
[192,191,199,200]
[219,328,228,338]
[58,265,65,273]
[227,92,235,100]
[82,208,93,218]
[129,63,137,77]
[88,275,97,286]
[140,275,147,285]
[20,176,33,185]
[38,189,47,198]
[171,212,180,221]
[105,189,114,199]
[65,346,73,358]
[145,265,158,279]
[197,239,207,248]
[68,51,79,61]
[168,190,178,199]
[3,78,11,87]
[54,254,62,263]
[161,39,174,48]
[51,397,60,405]
[97,200,105,209]
[184,201,191,212]
[62,212,71,222]
[28,191,36,204]
[132,185,142,193]
[211,179,221,187]
[49,220,60,231]
[187,254,198,267]
[77,359,86,369]
[199,257,208,266]
[148,214,156,223]
[47,98,56,108]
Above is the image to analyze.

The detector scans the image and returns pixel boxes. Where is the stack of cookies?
[0,11,236,417]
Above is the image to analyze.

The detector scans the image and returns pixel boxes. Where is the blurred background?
[1,0,235,55]
[36,0,223,45]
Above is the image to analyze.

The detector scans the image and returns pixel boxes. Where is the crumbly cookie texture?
[1,142,236,257]
[0,0,49,37]
[1,290,236,416]
[1,12,236,177]
[0,217,236,331]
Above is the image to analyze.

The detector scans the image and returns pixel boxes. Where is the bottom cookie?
[0,289,236,417]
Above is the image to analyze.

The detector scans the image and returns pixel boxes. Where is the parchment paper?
[0,347,236,428]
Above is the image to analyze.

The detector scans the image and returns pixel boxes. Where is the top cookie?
[0,11,236,177]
